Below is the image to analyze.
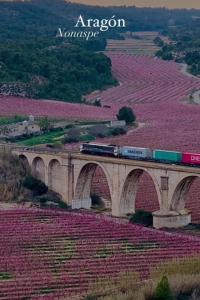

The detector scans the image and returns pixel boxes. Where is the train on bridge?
[80,143,200,167]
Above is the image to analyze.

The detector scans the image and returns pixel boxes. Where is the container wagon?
[182,152,200,166]
[80,143,118,157]
[119,146,152,160]
[153,149,182,164]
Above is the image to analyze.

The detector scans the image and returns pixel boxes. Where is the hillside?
[0,0,200,100]
[0,0,200,41]
[0,151,29,202]
[0,41,117,102]
[156,21,200,75]
[0,0,120,102]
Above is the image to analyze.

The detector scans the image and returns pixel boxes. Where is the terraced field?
[87,53,199,106]
[87,53,200,222]
[0,96,116,120]
[0,209,200,300]
[106,32,161,55]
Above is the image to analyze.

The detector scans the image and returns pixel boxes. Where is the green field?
[0,116,26,126]
[17,130,64,146]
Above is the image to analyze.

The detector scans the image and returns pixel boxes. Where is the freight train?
[80,143,200,167]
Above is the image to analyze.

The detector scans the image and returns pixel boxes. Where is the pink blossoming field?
[0,96,116,121]
[0,209,200,300]
[1,54,200,221]
[87,54,200,223]
[87,53,200,153]
[0,54,199,152]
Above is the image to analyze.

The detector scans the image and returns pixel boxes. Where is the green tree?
[62,127,81,144]
[154,37,164,47]
[129,210,153,227]
[38,117,51,132]
[23,175,48,196]
[117,106,136,125]
[154,276,175,300]
[94,98,101,107]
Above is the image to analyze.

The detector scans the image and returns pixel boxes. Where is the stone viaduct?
[9,147,200,229]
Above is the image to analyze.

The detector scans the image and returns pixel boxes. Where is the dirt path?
[191,90,200,104]
[179,63,198,79]
[0,202,18,210]
[127,122,146,135]
[0,202,32,210]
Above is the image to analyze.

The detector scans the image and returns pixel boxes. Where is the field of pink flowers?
[88,54,200,222]
[87,54,199,106]
[0,96,116,120]
[0,54,200,300]
[0,209,200,300]
[87,54,200,154]
[1,54,200,221]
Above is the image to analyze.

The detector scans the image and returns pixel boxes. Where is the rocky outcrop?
[0,151,30,202]
[0,82,29,97]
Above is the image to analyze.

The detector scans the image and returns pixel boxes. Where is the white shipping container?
[120,146,153,159]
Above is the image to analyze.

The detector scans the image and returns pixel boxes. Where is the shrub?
[23,175,48,196]
[94,98,102,107]
[49,127,63,132]
[63,136,80,143]
[155,276,175,300]
[129,210,153,227]
[80,134,95,142]
[97,132,107,138]
[110,127,127,136]
[117,106,136,125]
[57,200,69,209]
[0,272,12,280]
[88,124,109,138]
[84,296,98,300]
[53,142,63,148]
[65,124,74,129]
[63,127,81,143]
[38,117,51,132]
[39,197,48,204]
[67,127,81,137]
[36,194,69,209]
[91,193,104,208]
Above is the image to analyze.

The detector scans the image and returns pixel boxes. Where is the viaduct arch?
[171,175,199,212]
[32,157,45,182]
[11,147,200,228]
[119,168,161,216]
[48,159,62,196]
[19,154,29,166]
[74,162,113,209]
